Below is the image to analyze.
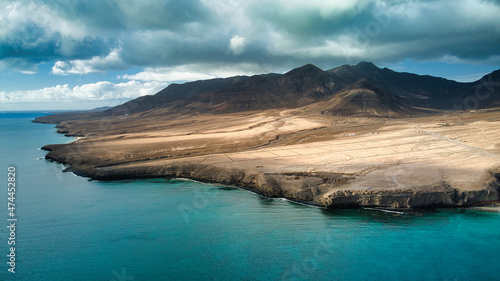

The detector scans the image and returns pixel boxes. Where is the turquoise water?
[0,112,499,281]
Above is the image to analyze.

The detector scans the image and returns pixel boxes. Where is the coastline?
[37,109,500,209]
[6,111,500,281]
[43,146,500,209]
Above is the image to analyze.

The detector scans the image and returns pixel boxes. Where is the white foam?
[363,207,405,214]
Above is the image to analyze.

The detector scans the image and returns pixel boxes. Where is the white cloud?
[120,63,275,83]
[449,72,490,83]
[0,80,167,103]
[18,69,37,75]
[0,1,88,51]
[228,35,247,55]
[51,48,126,75]
[121,69,216,82]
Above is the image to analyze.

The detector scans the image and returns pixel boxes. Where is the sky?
[1,0,499,111]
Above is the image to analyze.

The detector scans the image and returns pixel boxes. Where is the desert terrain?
[39,108,500,208]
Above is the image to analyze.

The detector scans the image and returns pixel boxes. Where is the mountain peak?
[91,61,500,117]
[302,78,418,117]
[326,61,380,77]
[354,61,379,71]
[285,63,324,76]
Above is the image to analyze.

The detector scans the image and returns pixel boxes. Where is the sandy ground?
[46,108,500,207]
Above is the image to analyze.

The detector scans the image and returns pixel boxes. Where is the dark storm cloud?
[1,0,499,74]
[0,17,107,69]
[0,0,212,72]
[48,0,210,31]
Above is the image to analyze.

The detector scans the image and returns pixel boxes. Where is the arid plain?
[40,107,500,208]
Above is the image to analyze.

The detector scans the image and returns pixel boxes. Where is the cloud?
[229,35,246,55]
[51,48,127,75]
[121,69,216,83]
[1,0,499,74]
[0,80,167,103]
[0,0,109,71]
[119,63,281,83]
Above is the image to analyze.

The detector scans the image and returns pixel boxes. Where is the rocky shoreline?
[37,107,500,210]
[42,145,500,209]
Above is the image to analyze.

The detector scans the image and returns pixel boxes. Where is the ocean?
[0,111,499,281]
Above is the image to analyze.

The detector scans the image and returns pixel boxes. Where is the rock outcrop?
[47,156,500,209]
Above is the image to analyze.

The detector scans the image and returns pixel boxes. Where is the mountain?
[183,64,346,113]
[301,78,419,117]
[327,62,480,109]
[95,76,250,116]
[35,62,500,123]
[96,64,348,117]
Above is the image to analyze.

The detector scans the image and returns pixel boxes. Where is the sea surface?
[0,111,499,281]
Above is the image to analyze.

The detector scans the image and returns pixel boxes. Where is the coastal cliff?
[43,144,500,209]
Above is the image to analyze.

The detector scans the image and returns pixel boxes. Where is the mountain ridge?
[35,61,500,122]
[299,78,420,117]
